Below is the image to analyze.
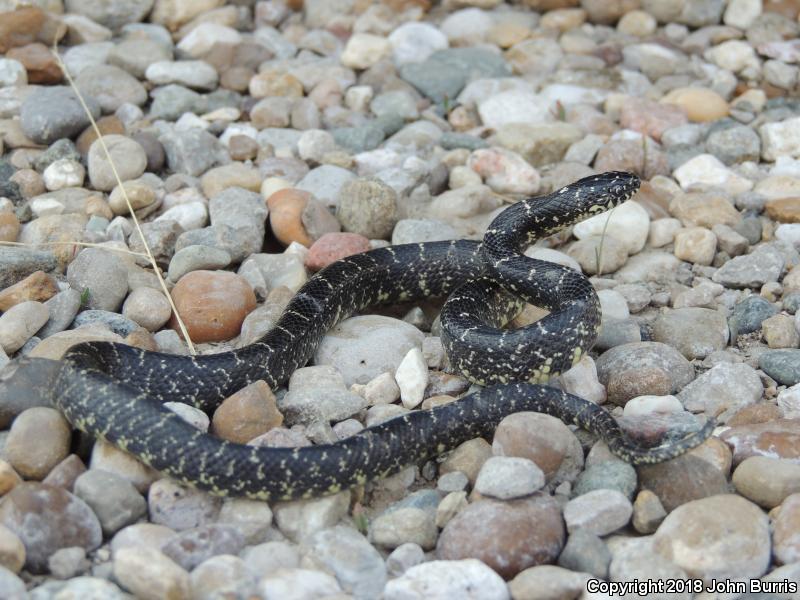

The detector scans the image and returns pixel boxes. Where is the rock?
[113,546,190,600]
[75,64,148,112]
[467,147,540,195]
[712,244,786,288]
[170,270,256,343]
[673,227,717,265]
[620,97,688,141]
[440,438,493,485]
[762,313,800,348]
[557,529,611,579]
[87,135,147,192]
[573,200,650,255]
[66,248,129,312]
[0,565,25,600]
[651,307,729,360]
[0,483,102,574]
[732,456,800,509]
[258,567,342,600]
[7,42,62,84]
[437,495,564,579]
[121,287,172,333]
[336,178,397,240]
[773,493,800,566]
[572,460,637,500]
[474,456,545,500]
[384,559,509,600]
[159,129,223,177]
[632,489,667,534]
[706,123,761,165]
[20,86,101,145]
[670,191,741,229]
[759,349,800,385]
[148,479,221,532]
[370,504,438,552]
[678,362,762,422]
[161,524,244,571]
[305,233,369,271]
[653,494,770,583]
[146,60,219,92]
[89,440,158,494]
[212,380,282,444]
[0,524,24,574]
[64,0,154,29]
[388,22,448,66]
[509,565,590,600]
[563,489,633,536]
[272,491,350,543]
[661,87,729,123]
[638,453,731,512]
[0,301,49,354]
[209,187,268,257]
[760,116,800,162]
[189,554,247,600]
[4,407,70,480]
[167,245,231,283]
[73,470,146,536]
[395,347,428,410]
[303,525,387,600]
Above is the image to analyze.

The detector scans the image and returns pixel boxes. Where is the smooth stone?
[384,559,509,600]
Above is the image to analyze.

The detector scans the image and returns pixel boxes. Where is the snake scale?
[39,171,713,500]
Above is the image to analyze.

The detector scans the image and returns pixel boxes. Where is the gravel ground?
[0,0,800,598]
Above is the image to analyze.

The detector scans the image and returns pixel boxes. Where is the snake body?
[46,171,712,500]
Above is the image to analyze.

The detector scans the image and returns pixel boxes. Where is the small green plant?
[550,100,566,121]
[594,208,615,276]
[79,287,90,308]
[352,503,369,534]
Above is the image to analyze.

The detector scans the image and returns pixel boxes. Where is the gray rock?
[146,60,218,92]
[474,456,545,500]
[87,134,147,192]
[64,0,154,29]
[391,219,458,244]
[43,576,128,599]
[400,48,511,104]
[34,139,82,173]
[572,460,637,500]
[336,178,398,240]
[679,361,763,421]
[208,187,268,257]
[20,86,101,145]
[75,64,148,112]
[159,128,223,177]
[331,124,386,153]
[303,525,387,600]
[440,132,489,151]
[147,478,221,532]
[595,318,642,351]
[0,566,25,600]
[175,224,248,264]
[705,123,761,164]
[66,248,129,312]
[167,245,232,282]
[0,160,21,203]
[161,524,245,571]
[651,307,730,360]
[384,559,509,600]
[759,349,800,386]
[74,470,147,536]
[563,489,632,536]
[47,546,90,579]
[712,244,785,288]
[149,84,205,121]
[128,220,185,265]
[72,310,139,337]
[558,529,611,579]
[108,38,173,79]
[279,388,367,426]
[241,540,300,578]
[296,165,357,208]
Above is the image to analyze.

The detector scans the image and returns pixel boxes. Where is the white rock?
[0,58,27,87]
[474,456,545,500]
[145,60,219,91]
[673,154,753,194]
[560,355,605,404]
[272,491,350,543]
[776,223,800,248]
[388,22,448,65]
[724,0,762,29]
[440,8,493,45]
[623,395,684,417]
[563,489,633,536]
[524,247,582,272]
[673,227,718,266]
[467,147,540,195]
[259,568,341,600]
[155,201,208,230]
[220,123,258,146]
[29,197,65,218]
[649,218,683,247]
[384,559,509,600]
[478,89,553,129]
[572,200,650,255]
[759,116,800,162]
[113,547,190,600]
[364,371,401,405]
[177,23,241,57]
[164,402,210,431]
[705,39,760,73]
[344,85,374,112]
[43,159,86,191]
[0,301,49,354]
[340,34,391,70]
[597,289,630,321]
[395,347,429,409]
[777,383,800,419]
[297,129,337,163]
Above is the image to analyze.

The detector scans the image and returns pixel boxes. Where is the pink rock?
[620,98,687,142]
[467,147,540,195]
[305,232,371,271]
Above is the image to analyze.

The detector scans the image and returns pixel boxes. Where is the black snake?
[16,171,713,500]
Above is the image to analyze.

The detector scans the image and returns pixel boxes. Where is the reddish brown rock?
[42,455,87,492]
[0,271,58,312]
[720,419,800,466]
[638,453,730,512]
[6,43,62,84]
[305,233,371,271]
[727,402,782,426]
[75,115,126,157]
[267,188,314,247]
[491,412,575,481]
[212,380,283,444]
[0,7,45,53]
[170,270,257,343]
[437,494,565,579]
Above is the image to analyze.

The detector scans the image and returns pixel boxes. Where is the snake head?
[592,171,641,205]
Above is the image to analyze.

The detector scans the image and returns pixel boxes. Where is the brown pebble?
[9,168,45,199]
[439,438,492,485]
[75,115,126,157]
[437,494,565,579]
[0,460,22,496]
[727,401,782,426]
[221,66,254,92]
[764,197,800,223]
[637,453,729,512]
[632,489,667,534]
[0,270,58,311]
[492,412,573,481]
[0,212,20,242]
[4,407,71,480]
[42,454,87,492]
[268,188,314,247]
[305,232,371,271]
[720,419,800,465]
[228,135,259,161]
[170,270,257,343]
[212,380,283,444]
[6,42,61,84]
[0,6,46,54]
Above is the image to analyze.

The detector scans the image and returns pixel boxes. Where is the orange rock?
[0,271,58,312]
[212,380,283,444]
[765,197,800,223]
[6,43,62,84]
[75,116,126,157]
[0,7,45,53]
[170,270,257,343]
[305,232,370,271]
[0,212,20,242]
[661,87,729,123]
[267,188,313,247]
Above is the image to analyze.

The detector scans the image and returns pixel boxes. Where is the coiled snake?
[20,171,713,500]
